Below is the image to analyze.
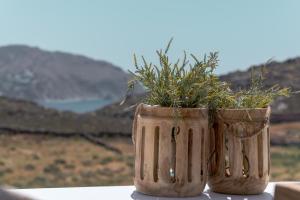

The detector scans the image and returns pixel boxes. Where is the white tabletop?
[9,183,282,200]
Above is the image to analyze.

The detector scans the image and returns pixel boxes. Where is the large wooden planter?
[132,104,208,197]
[208,107,271,194]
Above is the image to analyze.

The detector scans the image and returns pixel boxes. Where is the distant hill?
[0,95,132,136]
[220,57,300,121]
[0,45,141,101]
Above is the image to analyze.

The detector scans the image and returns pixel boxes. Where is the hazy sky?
[0,0,299,74]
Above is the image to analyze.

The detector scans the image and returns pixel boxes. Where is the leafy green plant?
[127,39,218,108]
[125,40,290,110]
[235,67,290,108]
[206,76,236,109]
[209,65,290,109]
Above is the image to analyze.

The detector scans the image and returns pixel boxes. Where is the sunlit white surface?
[11,183,280,200]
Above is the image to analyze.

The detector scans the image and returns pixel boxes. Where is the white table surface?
[9,182,285,200]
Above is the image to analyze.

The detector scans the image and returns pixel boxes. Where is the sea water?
[39,98,113,113]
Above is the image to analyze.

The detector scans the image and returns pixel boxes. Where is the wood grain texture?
[274,183,300,200]
[132,104,208,197]
[208,107,271,195]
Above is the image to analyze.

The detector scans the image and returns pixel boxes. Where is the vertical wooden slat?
[257,130,264,178]
[192,126,201,184]
[244,132,259,178]
[137,126,145,180]
[215,122,225,177]
[153,126,159,182]
[134,121,143,180]
[175,124,188,184]
[228,125,243,178]
[262,126,269,177]
[209,126,216,175]
[158,121,172,183]
[143,125,155,182]
[200,127,205,181]
[171,127,177,183]
[224,125,230,177]
[134,121,140,179]
[202,124,208,181]
[188,129,193,182]
[201,125,209,180]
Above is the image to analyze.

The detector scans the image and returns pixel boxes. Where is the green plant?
[127,39,218,108]
[206,76,236,109]
[209,65,290,109]
[235,67,290,108]
[126,40,290,110]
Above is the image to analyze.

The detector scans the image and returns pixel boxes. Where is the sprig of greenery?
[209,65,290,109]
[125,40,290,110]
[206,76,236,109]
[128,39,218,108]
[235,67,290,108]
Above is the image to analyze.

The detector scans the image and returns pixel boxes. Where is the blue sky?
[0,0,299,74]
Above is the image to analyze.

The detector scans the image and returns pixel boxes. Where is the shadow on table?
[131,190,273,200]
[205,190,273,200]
[131,191,209,200]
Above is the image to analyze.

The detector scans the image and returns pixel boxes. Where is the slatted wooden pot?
[132,104,208,197]
[208,107,271,195]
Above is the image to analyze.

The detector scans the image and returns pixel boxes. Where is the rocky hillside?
[220,57,300,122]
[0,45,141,101]
[0,96,132,136]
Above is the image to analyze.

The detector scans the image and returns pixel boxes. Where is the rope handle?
[229,117,269,139]
[217,110,270,139]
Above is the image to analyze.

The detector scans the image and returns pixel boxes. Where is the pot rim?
[215,106,271,121]
[140,103,208,111]
[136,103,208,118]
[216,106,271,111]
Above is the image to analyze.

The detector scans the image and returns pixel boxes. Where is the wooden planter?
[132,104,208,197]
[208,107,271,194]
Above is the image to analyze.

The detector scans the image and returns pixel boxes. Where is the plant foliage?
[128,39,218,108]
[126,40,290,109]
[208,65,290,109]
[234,67,290,108]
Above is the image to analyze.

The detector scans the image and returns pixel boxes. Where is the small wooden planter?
[208,107,271,195]
[132,104,208,197]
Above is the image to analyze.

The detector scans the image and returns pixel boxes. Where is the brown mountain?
[0,45,141,102]
[0,95,132,136]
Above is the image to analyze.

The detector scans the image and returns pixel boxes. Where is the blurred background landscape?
[0,0,300,188]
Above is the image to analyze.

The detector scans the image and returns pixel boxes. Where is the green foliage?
[209,66,290,109]
[126,40,290,109]
[128,39,218,108]
[235,67,290,108]
[206,76,236,109]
